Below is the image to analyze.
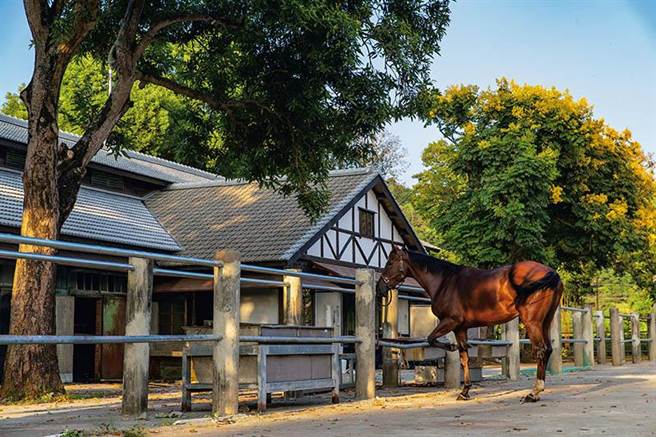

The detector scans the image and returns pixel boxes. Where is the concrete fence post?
[610,307,623,366]
[572,310,584,367]
[444,331,460,389]
[355,268,376,400]
[595,310,606,365]
[649,305,656,362]
[283,270,303,325]
[382,288,399,387]
[55,295,74,383]
[582,305,594,368]
[547,306,562,375]
[213,250,241,417]
[630,313,641,364]
[122,257,154,417]
[502,317,520,380]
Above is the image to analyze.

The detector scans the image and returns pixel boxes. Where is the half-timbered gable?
[301,180,424,268]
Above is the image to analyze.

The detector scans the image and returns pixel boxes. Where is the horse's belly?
[465,307,518,327]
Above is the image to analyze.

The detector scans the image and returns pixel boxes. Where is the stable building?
[0,113,430,382]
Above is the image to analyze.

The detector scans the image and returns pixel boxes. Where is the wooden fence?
[1,232,654,418]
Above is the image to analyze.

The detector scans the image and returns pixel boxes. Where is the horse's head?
[376,244,409,298]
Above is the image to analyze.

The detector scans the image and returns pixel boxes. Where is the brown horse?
[376,246,562,402]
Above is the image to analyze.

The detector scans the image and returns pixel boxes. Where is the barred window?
[75,272,126,293]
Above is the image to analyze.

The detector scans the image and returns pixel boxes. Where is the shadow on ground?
[0,363,654,436]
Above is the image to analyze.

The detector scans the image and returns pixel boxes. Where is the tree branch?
[49,0,68,22]
[136,71,226,109]
[134,14,223,60]
[109,0,145,74]
[54,0,99,60]
[58,0,145,182]
[23,0,48,43]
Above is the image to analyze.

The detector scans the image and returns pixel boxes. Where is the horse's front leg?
[426,318,459,351]
[455,328,472,401]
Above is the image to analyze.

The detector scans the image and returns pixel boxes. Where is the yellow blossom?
[550,186,564,204]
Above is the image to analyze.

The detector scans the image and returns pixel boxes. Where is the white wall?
[410,305,438,337]
[240,289,279,324]
[314,292,342,335]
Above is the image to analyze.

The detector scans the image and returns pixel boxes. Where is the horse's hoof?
[456,393,471,401]
[521,393,539,403]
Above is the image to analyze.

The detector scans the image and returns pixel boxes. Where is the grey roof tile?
[0,113,219,183]
[146,168,378,262]
[0,168,181,251]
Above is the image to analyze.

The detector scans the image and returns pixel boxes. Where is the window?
[359,208,375,239]
[75,272,126,293]
[0,148,26,170]
[0,263,13,289]
[90,170,124,191]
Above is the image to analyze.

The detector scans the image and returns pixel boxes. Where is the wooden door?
[98,296,126,380]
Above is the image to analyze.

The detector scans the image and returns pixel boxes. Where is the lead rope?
[379,288,392,308]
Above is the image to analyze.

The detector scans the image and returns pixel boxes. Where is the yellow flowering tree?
[415,79,656,299]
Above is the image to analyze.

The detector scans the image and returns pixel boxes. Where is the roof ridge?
[326,167,377,177]
[164,167,377,191]
[121,150,218,180]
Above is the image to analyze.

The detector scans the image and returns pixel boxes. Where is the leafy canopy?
[415,79,656,282]
[83,0,451,217]
[6,1,451,218]
[2,56,224,171]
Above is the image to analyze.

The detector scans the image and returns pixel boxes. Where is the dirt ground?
[1,362,654,436]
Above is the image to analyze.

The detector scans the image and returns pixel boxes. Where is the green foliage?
[414,79,656,289]
[387,177,436,242]
[59,431,85,437]
[593,269,654,314]
[103,1,451,217]
[1,89,27,120]
[8,1,452,217]
[2,56,222,171]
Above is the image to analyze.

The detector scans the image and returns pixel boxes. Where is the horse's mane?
[406,251,463,276]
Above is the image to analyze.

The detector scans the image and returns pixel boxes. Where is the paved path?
[0,362,654,436]
[165,362,656,437]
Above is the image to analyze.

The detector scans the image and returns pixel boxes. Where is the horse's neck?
[407,263,448,302]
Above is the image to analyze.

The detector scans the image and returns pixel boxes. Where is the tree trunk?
[0,80,65,399]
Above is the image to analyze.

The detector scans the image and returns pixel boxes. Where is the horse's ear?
[391,244,402,253]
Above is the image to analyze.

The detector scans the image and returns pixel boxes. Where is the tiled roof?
[146,168,379,262]
[0,168,181,251]
[0,113,218,183]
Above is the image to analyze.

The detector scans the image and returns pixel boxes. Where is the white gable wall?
[305,186,409,268]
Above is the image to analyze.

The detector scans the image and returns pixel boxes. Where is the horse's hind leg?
[523,321,547,402]
[455,328,472,400]
[518,290,560,403]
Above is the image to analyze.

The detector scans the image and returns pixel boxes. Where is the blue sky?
[0,1,654,185]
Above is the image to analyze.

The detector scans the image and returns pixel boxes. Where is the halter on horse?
[377,245,562,402]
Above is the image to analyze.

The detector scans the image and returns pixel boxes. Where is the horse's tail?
[510,266,561,299]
